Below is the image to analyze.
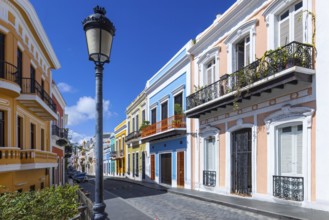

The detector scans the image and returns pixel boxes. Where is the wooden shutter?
[294,10,303,42]
[280,19,290,46]
[280,127,293,174]
[296,127,303,174]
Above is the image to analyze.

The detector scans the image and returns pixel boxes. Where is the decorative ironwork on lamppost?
[82,5,115,220]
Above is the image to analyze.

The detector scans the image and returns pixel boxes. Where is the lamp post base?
[93,202,109,220]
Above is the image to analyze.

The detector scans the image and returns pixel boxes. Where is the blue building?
[142,41,193,188]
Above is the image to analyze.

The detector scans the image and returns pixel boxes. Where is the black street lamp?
[83,5,115,220]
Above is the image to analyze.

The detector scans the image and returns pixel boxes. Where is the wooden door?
[150,154,155,180]
[177,151,185,187]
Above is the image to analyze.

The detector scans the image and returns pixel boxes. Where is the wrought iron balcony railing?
[273,175,304,201]
[126,131,141,142]
[0,60,19,85]
[21,78,57,112]
[52,125,69,139]
[186,41,314,110]
[110,151,117,158]
[203,170,216,187]
[119,149,124,157]
[141,114,186,138]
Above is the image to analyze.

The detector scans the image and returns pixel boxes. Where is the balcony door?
[30,66,35,93]
[235,36,250,72]
[0,111,4,147]
[161,101,168,131]
[17,49,22,86]
[0,33,4,78]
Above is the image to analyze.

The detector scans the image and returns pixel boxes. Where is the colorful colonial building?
[185,0,324,211]
[0,0,60,192]
[142,41,193,188]
[114,120,126,176]
[51,80,68,186]
[126,91,147,181]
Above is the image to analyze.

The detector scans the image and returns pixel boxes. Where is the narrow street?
[80,179,275,220]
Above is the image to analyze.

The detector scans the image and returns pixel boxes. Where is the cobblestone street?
[80,179,275,220]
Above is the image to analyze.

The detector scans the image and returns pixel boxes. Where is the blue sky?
[29,0,235,144]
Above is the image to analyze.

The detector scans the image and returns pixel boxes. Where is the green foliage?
[174,104,183,115]
[139,120,150,131]
[0,184,79,220]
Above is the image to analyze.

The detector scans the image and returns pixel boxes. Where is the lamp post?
[83,6,115,220]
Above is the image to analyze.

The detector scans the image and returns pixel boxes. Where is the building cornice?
[189,0,269,56]
[13,0,60,69]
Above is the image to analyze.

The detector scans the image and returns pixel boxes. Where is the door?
[150,154,155,180]
[0,33,4,78]
[30,66,35,93]
[17,49,22,86]
[142,152,146,179]
[161,101,168,131]
[177,151,185,187]
[160,153,172,185]
[231,128,252,195]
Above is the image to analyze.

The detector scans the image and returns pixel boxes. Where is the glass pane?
[100,30,113,62]
[86,28,100,55]
[280,19,290,46]
[280,127,293,174]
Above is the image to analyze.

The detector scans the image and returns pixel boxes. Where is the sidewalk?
[78,178,152,220]
[110,177,329,220]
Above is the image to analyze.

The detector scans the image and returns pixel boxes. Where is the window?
[132,118,135,132]
[30,65,35,93]
[161,101,168,120]
[41,79,45,99]
[17,116,23,149]
[40,182,44,189]
[41,129,45,151]
[128,121,130,134]
[278,1,303,46]
[136,115,139,132]
[30,185,35,192]
[204,136,216,171]
[278,124,303,176]
[136,152,139,177]
[151,108,157,124]
[174,93,183,115]
[142,110,145,123]
[235,36,251,71]
[0,111,5,147]
[204,59,216,86]
[132,153,135,176]
[0,33,4,78]
[17,49,22,86]
[30,123,35,149]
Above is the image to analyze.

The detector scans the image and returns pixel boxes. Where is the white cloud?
[66,96,111,126]
[57,82,74,93]
[69,130,92,145]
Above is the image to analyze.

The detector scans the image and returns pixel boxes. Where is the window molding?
[264,105,314,202]
[224,19,258,74]
[263,0,313,50]
[197,47,220,87]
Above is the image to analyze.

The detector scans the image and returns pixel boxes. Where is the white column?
[315,0,329,210]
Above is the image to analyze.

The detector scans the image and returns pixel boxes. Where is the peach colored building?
[186,0,324,211]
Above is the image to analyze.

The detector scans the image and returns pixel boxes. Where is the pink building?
[186,0,327,211]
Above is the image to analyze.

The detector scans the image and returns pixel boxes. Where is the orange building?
[0,0,61,192]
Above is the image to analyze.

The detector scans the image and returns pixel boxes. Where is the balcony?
[110,151,117,159]
[186,42,315,118]
[141,115,186,142]
[0,148,57,172]
[0,60,21,97]
[273,175,304,202]
[17,78,57,120]
[119,149,124,158]
[52,125,69,146]
[126,131,141,145]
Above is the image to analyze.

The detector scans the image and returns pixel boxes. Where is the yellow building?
[0,0,60,192]
[114,120,126,176]
[126,91,146,181]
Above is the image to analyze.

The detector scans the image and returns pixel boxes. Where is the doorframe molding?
[225,122,257,195]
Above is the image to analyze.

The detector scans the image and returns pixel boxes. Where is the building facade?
[142,41,193,188]
[185,0,322,210]
[109,133,116,176]
[0,0,60,192]
[126,91,147,181]
[51,81,68,186]
[114,120,126,176]
[102,132,112,176]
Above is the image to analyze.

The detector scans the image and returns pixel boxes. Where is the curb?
[168,190,303,220]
